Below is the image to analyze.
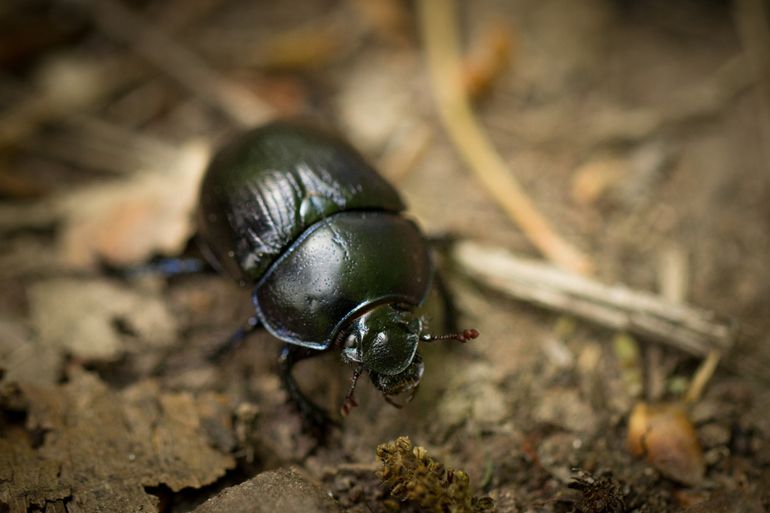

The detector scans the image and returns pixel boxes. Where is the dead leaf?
[463,22,514,99]
[58,140,209,268]
[627,401,705,486]
[0,317,59,385]
[571,155,628,207]
[27,277,177,362]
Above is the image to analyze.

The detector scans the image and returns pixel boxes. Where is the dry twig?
[647,245,690,401]
[82,0,273,127]
[31,114,182,175]
[0,0,236,149]
[453,241,735,358]
[0,59,143,148]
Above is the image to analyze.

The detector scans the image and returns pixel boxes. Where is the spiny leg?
[341,364,364,416]
[278,345,337,437]
[207,315,261,362]
[433,269,460,333]
[104,257,215,279]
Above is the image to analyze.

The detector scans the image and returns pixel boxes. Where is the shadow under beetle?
[196,120,478,433]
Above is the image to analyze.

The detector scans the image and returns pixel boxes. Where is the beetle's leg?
[278,345,338,437]
[433,270,460,333]
[104,257,215,279]
[383,394,406,409]
[207,315,261,362]
[341,364,364,416]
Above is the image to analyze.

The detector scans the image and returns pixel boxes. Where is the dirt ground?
[0,0,768,512]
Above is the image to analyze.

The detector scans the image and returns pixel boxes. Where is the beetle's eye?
[374,332,388,346]
[344,334,357,349]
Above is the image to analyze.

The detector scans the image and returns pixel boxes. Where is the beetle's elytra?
[196,120,477,430]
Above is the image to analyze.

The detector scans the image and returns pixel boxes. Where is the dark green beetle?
[197,120,477,430]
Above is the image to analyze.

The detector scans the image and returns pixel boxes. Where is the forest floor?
[0,0,768,512]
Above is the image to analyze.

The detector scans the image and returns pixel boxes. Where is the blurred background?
[0,0,769,512]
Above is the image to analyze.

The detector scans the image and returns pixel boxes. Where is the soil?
[0,0,768,512]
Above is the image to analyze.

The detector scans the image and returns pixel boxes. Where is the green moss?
[376,436,496,513]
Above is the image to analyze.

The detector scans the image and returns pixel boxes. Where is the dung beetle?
[196,120,478,432]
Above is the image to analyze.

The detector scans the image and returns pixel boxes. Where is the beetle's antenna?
[421,328,479,343]
[341,364,364,416]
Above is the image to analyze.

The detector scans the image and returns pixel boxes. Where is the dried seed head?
[375,436,496,513]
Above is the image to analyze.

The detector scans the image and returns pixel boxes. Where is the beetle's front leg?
[105,257,215,278]
[278,345,338,438]
[207,315,261,362]
[433,269,460,333]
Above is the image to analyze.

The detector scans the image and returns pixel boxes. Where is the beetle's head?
[340,304,478,415]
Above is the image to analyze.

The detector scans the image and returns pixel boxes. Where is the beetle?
[196,120,478,432]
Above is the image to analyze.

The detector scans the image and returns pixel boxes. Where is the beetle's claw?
[340,396,358,416]
[383,380,420,409]
[384,394,405,409]
[340,364,363,417]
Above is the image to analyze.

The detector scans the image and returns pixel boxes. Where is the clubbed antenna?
[421,328,479,343]
[340,364,364,416]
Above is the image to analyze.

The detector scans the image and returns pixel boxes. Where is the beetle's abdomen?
[197,122,405,282]
[254,211,432,349]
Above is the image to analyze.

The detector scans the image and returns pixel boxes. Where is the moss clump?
[376,436,495,513]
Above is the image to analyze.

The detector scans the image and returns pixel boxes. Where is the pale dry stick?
[417,0,594,276]
[647,245,690,401]
[644,341,665,402]
[657,245,723,404]
[453,241,735,359]
[82,0,273,128]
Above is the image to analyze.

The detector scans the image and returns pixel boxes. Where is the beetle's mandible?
[196,120,478,431]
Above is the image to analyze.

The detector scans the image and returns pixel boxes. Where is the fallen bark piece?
[193,467,341,513]
[453,241,735,358]
[0,370,235,513]
[0,426,71,512]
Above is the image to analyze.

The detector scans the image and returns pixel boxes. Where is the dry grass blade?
[418,0,594,275]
